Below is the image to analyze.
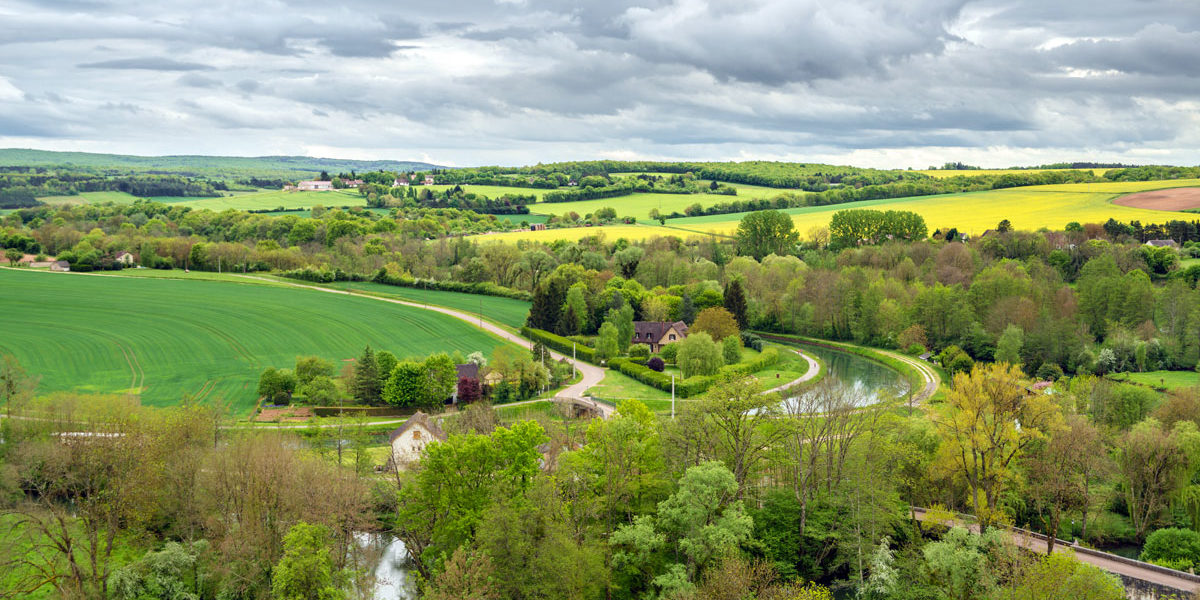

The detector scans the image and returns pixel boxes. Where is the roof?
[633,321,689,342]
[456,363,480,380]
[115,251,133,258]
[1029,381,1054,391]
[387,411,446,444]
[1145,239,1179,247]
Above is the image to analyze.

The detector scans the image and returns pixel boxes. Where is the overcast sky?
[1,0,1198,168]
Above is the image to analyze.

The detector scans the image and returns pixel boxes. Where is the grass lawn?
[0,269,519,415]
[1181,258,1200,269]
[752,346,814,390]
[1111,370,1199,391]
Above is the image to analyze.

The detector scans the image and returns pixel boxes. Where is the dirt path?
[765,349,821,395]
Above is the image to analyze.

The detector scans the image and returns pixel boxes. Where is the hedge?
[522,327,598,364]
[279,267,532,301]
[311,406,416,418]
[610,348,780,398]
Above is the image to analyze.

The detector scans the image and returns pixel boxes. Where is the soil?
[1113,187,1200,211]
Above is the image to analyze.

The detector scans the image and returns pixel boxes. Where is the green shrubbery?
[610,348,780,398]
[522,327,597,364]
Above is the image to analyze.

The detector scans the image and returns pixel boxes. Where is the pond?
[782,342,909,409]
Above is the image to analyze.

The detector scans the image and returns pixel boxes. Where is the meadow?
[35,190,149,205]
[0,269,516,414]
[481,179,1200,243]
[318,280,532,329]
[175,189,366,211]
[917,168,1110,178]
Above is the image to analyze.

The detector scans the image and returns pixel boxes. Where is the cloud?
[0,0,1196,166]
[78,57,214,71]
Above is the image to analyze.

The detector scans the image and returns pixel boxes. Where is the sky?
[0,0,1198,168]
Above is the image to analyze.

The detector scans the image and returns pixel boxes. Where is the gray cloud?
[0,0,1196,166]
[78,57,214,71]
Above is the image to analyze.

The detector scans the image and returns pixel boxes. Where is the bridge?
[911,507,1200,599]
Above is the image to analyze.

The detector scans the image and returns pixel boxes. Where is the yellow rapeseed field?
[479,180,1200,243]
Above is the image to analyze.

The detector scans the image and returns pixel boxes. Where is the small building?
[297,180,333,191]
[918,352,933,362]
[385,411,446,467]
[50,261,70,272]
[482,369,505,386]
[393,177,410,187]
[632,321,689,353]
[114,251,135,266]
[423,175,435,185]
[343,179,365,188]
[530,223,547,231]
[1145,239,1179,248]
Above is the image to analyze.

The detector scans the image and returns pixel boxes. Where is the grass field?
[175,189,366,211]
[36,190,146,205]
[1111,370,1199,391]
[0,269,517,414]
[917,168,1110,178]
[318,280,532,329]
[482,179,1200,243]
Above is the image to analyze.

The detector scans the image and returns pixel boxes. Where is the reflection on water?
[360,534,418,600]
[783,343,908,409]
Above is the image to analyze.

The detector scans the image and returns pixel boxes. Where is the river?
[781,341,909,408]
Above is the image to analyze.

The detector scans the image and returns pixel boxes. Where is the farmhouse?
[385,411,446,467]
[297,180,333,191]
[393,177,410,187]
[423,175,435,185]
[633,321,689,353]
[1145,239,1179,248]
[343,179,364,188]
[49,261,70,272]
[114,251,135,265]
[530,223,547,231]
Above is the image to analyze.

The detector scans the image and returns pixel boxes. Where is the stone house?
[385,411,446,467]
[632,321,689,353]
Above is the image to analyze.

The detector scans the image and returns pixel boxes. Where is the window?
[413,430,422,441]
[669,334,676,341]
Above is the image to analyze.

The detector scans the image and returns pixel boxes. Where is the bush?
[659,343,679,363]
[521,327,597,364]
[1140,528,1200,568]
[629,345,650,359]
[905,343,926,356]
[722,336,743,365]
[647,357,665,372]
[740,331,764,352]
[1035,362,1064,381]
[608,348,780,399]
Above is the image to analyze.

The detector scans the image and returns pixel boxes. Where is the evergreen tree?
[353,345,381,404]
[724,279,749,329]
[526,277,567,332]
[680,292,697,324]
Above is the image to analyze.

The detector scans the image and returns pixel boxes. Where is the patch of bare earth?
[1113,187,1200,211]
[255,407,314,422]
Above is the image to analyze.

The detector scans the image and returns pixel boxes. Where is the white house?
[385,411,446,467]
[297,180,333,191]
[114,251,135,266]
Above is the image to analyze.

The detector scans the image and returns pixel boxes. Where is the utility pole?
[573,343,577,379]
[671,375,676,419]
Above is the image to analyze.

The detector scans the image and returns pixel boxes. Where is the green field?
[319,280,532,329]
[175,189,366,211]
[36,190,147,205]
[483,179,1200,243]
[917,168,1110,178]
[0,269,516,414]
[1111,370,1200,391]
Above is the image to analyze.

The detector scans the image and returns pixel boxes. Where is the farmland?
[35,190,149,205]
[317,280,532,329]
[481,179,1200,242]
[0,269,516,414]
[175,188,366,211]
[918,168,1110,178]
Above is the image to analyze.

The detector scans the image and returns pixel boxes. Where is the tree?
[526,276,567,333]
[297,376,343,405]
[423,353,457,407]
[997,219,1013,233]
[295,355,334,386]
[686,375,788,491]
[722,334,743,365]
[271,522,344,600]
[736,210,799,260]
[424,547,501,600]
[612,461,753,593]
[1026,415,1098,553]
[595,322,621,362]
[4,247,22,266]
[352,346,381,404]
[1012,552,1123,600]
[457,377,481,404]
[677,332,723,378]
[723,279,749,329]
[692,307,739,341]
[375,351,398,382]
[562,283,589,335]
[1117,419,1191,537]
[257,367,297,404]
[995,325,1024,366]
[606,304,636,354]
[614,246,645,279]
[933,363,1062,525]
[922,527,1003,600]
[680,293,697,324]
[383,361,425,407]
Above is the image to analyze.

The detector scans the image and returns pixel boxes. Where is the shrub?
[678,332,724,378]
[722,335,743,365]
[740,331,764,352]
[905,343,926,356]
[647,357,665,372]
[659,343,679,363]
[629,345,650,359]
[1035,362,1064,381]
[1140,528,1200,568]
[521,327,597,364]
